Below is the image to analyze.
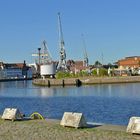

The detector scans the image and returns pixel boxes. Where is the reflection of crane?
[57,13,67,71]
[82,34,89,67]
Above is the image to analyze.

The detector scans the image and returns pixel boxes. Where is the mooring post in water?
[75,79,82,87]
[62,79,65,87]
[48,80,50,87]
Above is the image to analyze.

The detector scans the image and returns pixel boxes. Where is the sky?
[0,0,140,65]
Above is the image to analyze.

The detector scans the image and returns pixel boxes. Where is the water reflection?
[0,81,140,125]
[0,81,140,99]
[39,88,57,97]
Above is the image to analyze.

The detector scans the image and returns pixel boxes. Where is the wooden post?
[62,79,65,87]
[48,80,50,87]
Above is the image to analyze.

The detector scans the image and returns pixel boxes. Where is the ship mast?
[41,40,52,64]
[32,40,52,74]
[32,40,52,65]
[57,13,67,71]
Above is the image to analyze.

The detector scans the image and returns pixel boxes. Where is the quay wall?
[0,78,32,82]
[32,76,140,87]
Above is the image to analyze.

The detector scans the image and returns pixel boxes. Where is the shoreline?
[32,76,140,87]
[44,119,128,132]
[0,78,32,82]
[0,118,138,140]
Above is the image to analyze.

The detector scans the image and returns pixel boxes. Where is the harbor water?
[0,80,140,125]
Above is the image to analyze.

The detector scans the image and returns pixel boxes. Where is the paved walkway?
[0,119,139,140]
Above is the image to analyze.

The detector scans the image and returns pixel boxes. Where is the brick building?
[67,60,88,73]
[117,56,140,69]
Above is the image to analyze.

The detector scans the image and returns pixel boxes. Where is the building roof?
[125,56,140,59]
[117,56,140,68]
[3,63,24,69]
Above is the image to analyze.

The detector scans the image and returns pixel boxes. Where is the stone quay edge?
[32,76,140,87]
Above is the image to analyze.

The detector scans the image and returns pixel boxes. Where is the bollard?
[62,79,65,87]
[127,117,140,134]
[60,112,87,128]
[48,80,50,87]
[1,108,23,121]
[75,79,82,87]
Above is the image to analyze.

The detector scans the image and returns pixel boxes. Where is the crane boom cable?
[81,34,89,67]
[58,12,64,48]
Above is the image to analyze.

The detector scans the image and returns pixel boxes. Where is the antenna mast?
[82,34,89,67]
[57,12,67,71]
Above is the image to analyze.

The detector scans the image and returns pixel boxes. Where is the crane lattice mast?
[57,13,67,71]
[82,34,89,67]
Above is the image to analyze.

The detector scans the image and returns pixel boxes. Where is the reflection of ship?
[39,87,56,97]
[39,87,68,97]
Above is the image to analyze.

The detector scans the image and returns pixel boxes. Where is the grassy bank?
[0,119,139,140]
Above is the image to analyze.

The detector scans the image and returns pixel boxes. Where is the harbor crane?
[82,34,89,67]
[57,13,67,71]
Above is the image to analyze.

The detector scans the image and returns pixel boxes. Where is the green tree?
[99,68,108,76]
[94,61,102,68]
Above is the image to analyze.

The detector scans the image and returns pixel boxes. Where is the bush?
[91,68,108,77]
[99,68,108,76]
[92,69,97,76]
[56,70,90,79]
[55,71,70,79]
[55,69,108,79]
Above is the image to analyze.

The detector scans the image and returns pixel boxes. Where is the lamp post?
[38,48,41,74]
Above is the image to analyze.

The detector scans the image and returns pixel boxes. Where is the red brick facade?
[67,60,87,72]
[118,56,140,68]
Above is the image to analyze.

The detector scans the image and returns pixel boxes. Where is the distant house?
[0,61,32,79]
[114,56,140,76]
[67,60,89,74]
[117,56,140,69]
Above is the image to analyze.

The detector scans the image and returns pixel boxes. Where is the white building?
[0,61,33,79]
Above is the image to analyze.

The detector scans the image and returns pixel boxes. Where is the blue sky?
[0,0,140,64]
